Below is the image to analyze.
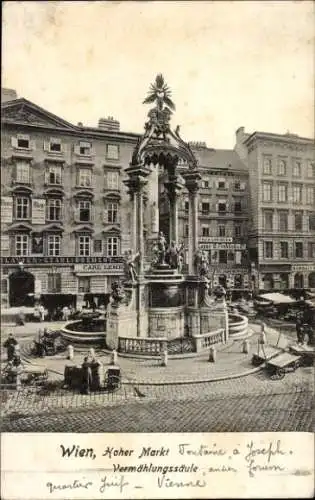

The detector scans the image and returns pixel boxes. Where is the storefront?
[1,256,124,308]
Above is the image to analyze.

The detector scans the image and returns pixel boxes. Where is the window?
[262,182,272,202]
[106,171,119,190]
[307,161,314,178]
[79,201,91,222]
[47,273,61,293]
[47,199,62,221]
[295,242,303,258]
[308,242,315,259]
[106,144,119,160]
[278,211,288,232]
[277,159,286,176]
[263,211,273,231]
[107,202,118,224]
[294,212,303,231]
[50,140,61,152]
[17,137,29,149]
[47,235,61,256]
[15,235,28,256]
[201,202,210,214]
[79,142,91,155]
[278,184,287,202]
[234,201,242,213]
[218,202,226,213]
[292,185,302,203]
[202,179,210,188]
[264,241,273,259]
[79,168,92,187]
[227,251,234,262]
[184,224,189,237]
[79,236,91,256]
[218,181,226,190]
[309,213,315,231]
[234,181,241,190]
[184,201,189,213]
[78,277,90,293]
[293,160,301,177]
[219,250,227,264]
[15,197,29,219]
[280,241,289,259]
[306,187,314,205]
[47,165,62,185]
[202,226,210,237]
[107,237,119,257]
[234,224,241,238]
[16,161,30,183]
[263,157,272,175]
[94,239,102,253]
[218,225,226,237]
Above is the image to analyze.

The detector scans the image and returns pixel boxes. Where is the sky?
[2,1,314,148]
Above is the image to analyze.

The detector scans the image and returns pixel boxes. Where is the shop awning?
[259,293,296,304]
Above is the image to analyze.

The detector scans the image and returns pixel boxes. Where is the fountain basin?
[60,317,106,345]
[228,313,249,338]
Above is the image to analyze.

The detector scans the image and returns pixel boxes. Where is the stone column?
[183,173,201,274]
[131,190,137,252]
[136,181,146,275]
[165,178,182,244]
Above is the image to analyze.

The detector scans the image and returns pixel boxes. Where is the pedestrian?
[258,324,267,358]
[81,356,92,395]
[3,333,18,361]
[90,357,102,391]
[12,353,23,389]
[38,304,45,322]
[62,305,70,321]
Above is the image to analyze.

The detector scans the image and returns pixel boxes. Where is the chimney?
[2,88,18,103]
[98,116,120,132]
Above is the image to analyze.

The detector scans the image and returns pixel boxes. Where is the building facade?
[236,127,315,292]
[1,92,139,308]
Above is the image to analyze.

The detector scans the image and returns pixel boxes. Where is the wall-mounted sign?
[199,237,233,243]
[199,243,246,250]
[1,197,13,224]
[32,199,46,225]
[74,263,124,274]
[292,264,315,272]
[1,256,125,265]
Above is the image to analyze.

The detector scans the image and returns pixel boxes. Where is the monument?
[106,75,236,354]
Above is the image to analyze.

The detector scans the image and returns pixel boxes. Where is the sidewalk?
[2,321,288,385]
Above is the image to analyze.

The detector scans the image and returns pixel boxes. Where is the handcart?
[266,352,301,380]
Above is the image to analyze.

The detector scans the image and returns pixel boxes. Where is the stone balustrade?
[193,328,224,352]
[118,336,167,355]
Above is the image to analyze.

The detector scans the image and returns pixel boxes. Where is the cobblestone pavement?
[2,386,314,433]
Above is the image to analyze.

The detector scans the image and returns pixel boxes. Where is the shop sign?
[199,243,246,250]
[32,198,46,224]
[1,197,13,223]
[1,256,125,265]
[199,237,233,243]
[74,263,124,274]
[292,264,315,272]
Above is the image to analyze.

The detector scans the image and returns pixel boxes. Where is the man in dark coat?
[3,334,18,361]
[81,356,92,395]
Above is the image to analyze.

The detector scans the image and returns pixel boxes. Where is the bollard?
[67,345,74,360]
[111,349,118,365]
[161,349,168,367]
[242,339,249,354]
[209,346,216,362]
[89,347,95,359]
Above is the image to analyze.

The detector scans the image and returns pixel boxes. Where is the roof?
[259,293,296,304]
[244,130,314,147]
[190,147,248,172]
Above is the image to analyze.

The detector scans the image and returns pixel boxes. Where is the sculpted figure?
[166,241,185,271]
[123,250,140,282]
[156,231,167,265]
